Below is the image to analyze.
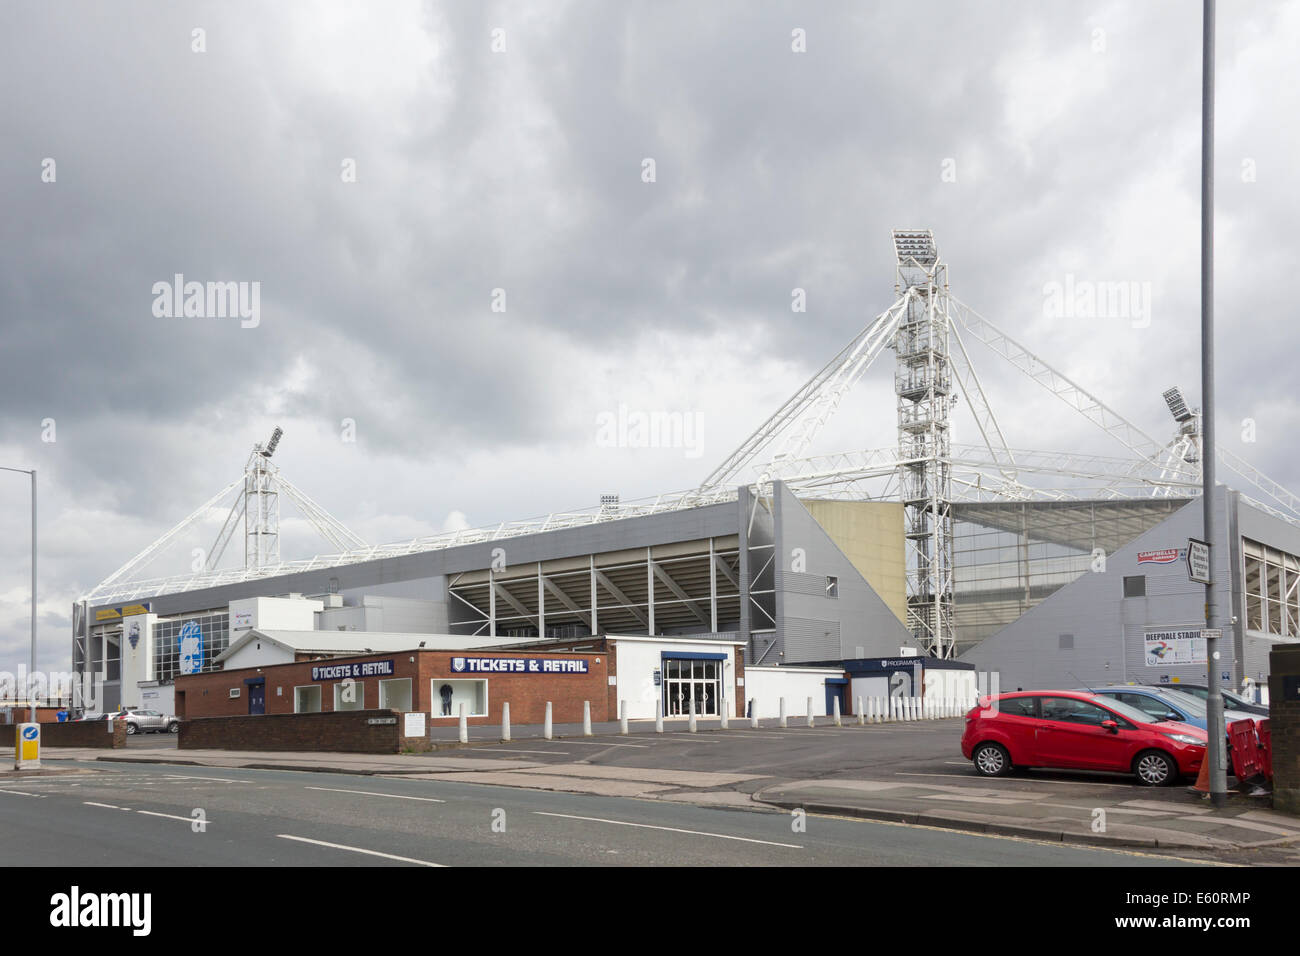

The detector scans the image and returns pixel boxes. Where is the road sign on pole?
[1187,538,1210,584]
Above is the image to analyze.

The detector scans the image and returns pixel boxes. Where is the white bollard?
[458,702,468,744]
[833,696,842,727]
[779,697,787,729]
[750,699,758,729]
[620,700,629,735]
[688,694,697,733]
[905,697,914,721]
[501,701,511,742]
[583,700,592,737]
[720,699,729,730]
[807,696,815,728]
[544,701,553,740]
[857,696,865,726]
[655,699,664,733]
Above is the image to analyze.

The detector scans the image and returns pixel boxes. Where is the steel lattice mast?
[892,231,955,657]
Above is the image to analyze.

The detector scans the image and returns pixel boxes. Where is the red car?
[961,690,1207,786]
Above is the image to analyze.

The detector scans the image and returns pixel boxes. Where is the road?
[0,762,1210,867]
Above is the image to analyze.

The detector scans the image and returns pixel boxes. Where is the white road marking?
[137,810,208,824]
[276,834,445,867]
[84,801,130,811]
[0,788,42,797]
[552,741,648,748]
[162,774,243,783]
[492,749,572,756]
[305,786,445,803]
[532,811,803,849]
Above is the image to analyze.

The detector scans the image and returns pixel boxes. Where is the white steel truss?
[82,232,1300,619]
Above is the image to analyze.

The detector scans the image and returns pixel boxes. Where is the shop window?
[294,685,321,714]
[333,682,365,712]
[431,679,487,718]
[379,678,412,712]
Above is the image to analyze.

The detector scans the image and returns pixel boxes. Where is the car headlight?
[1161,732,1205,746]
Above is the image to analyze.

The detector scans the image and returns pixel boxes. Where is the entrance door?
[662,658,722,716]
[248,681,265,716]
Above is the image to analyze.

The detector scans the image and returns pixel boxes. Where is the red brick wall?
[176,649,611,726]
[30,720,127,748]
[180,710,410,753]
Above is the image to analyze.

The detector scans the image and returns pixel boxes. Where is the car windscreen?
[1087,696,1155,725]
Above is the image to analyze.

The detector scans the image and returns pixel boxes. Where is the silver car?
[122,709,180,734]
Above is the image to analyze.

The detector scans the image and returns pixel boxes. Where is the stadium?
[71,231,1300,715]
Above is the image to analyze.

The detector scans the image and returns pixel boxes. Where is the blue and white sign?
[22,726,37,741]
[178,620,204,675]
[450,656,589,674]
[311,660,395,681]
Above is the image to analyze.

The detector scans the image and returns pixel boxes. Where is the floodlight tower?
[245,427,283,569]
[892,231,955,657]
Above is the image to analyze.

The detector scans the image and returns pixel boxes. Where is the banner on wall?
[1143,627,1206,667]
[178,620,204,675]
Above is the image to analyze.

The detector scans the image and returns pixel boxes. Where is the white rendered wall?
[612,638,740,720]
[229,596,323,635]
[744,666,841,718]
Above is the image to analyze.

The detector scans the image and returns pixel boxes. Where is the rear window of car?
[996,696,1037,717]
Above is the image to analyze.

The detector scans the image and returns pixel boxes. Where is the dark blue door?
[248,681,265,715]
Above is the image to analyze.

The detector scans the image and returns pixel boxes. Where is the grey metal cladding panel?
[961,489,1234,690]
[772,482,912,660]
[783,617,840,661]
[113,501,738,617]
[785,572,829,597]
[1238,498,1300,555]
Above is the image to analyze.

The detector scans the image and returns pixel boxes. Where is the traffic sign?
[1186,538,1210,584]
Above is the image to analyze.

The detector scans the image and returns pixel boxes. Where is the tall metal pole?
[0,466,37,722]
[30,470,36,723]
[1201,0,1227,806]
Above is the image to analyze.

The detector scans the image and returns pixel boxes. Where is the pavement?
[13,716,1300,861]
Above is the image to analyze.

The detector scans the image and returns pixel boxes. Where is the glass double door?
[663,658,722,717]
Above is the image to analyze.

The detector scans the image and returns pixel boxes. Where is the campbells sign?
[450,656,589,674]
[311,660,395,681]
[1137,549,1181,565]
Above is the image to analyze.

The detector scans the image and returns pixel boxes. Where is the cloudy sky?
[1,0,1296,675]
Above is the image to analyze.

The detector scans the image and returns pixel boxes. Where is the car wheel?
[973,742,1013,777]
[168,723,179,734]
[1134,749,1177,786]
[125,723,136,735]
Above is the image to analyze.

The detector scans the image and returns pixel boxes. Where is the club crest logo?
[128,621,140,650]
[451,658,466,673]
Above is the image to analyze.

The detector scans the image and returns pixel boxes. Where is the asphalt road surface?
[0,762,1210,867]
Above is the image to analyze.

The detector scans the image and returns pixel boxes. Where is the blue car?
[1078,686,1255,735]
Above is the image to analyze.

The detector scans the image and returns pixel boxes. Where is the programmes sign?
[1144,628,1207,667]
[450,656,589,674]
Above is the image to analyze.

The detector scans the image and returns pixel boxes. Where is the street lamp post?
[1,467,36,723]
[1200,0,1228,806]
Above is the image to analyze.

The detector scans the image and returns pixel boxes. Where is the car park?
[119,709,180,734]
[962,690,1207,786]
[1163,684,1269,717]
[1081,686,1256,737]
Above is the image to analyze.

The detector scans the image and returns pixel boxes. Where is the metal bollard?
[779,697,787,729]
[620,699,629,735]
[501,701,511,742]
[583,700,592,737]
[458,702,468,744]
[750,699,758,729]
[807,696,815,728]
[688,694,697,733]
[544,701,553,740]
[833,696,842,727]
[655,699,664,733]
